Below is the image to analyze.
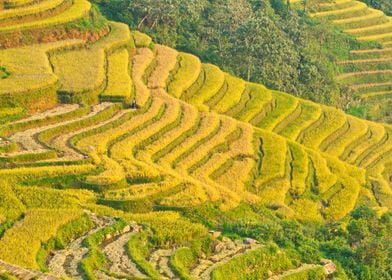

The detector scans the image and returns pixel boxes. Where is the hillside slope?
[292,0,392,123]
[0,0,391,279]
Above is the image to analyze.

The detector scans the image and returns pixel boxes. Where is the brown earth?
[0,23,109,49]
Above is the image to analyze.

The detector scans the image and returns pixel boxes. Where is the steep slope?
[292,0,392,123]
[0,0,390,278]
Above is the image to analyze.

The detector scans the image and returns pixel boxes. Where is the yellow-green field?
[0,0,390,279]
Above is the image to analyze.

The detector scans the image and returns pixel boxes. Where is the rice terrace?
[0,0,391,279]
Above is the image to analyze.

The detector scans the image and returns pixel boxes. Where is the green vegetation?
[0,0,391,279]
[96,0,367,109]
[358,0,392,15]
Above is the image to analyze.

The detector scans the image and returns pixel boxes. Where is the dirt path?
[0,259,60,280]
[149,249,178,279]
[48,109,132,161]
[101,223,146,279]
[10,104,80,125]
[47,213,115,280]
[8,103,111,153]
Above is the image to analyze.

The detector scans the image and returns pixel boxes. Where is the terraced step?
[190,238,261,280]
[48,213,116,279]
[313,1,369,20]
[0,259,60,280]
[5,103,111,159]
[337,69,392,84]
[360,90,392,99]
[148,249,178,279]
[52,22,131,103]
[8,104,79,125]
[338,57,392,66]
[48,109,131,162]
[318,0,357,12]
[167,52,201,99]
[132,47,154,107]
[0,39,84,111]
[191,122,255,188]
[0,0,72,27]
[101,223,146,279]
[148,44,178,90]
[350,47,392,57]
[350,81,392,91]
[333,8,386,29]
[100,48,133,104]
[4,0,39,8]
[0,0,91,33]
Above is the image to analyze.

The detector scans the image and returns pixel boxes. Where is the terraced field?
[0,0,390,279]
[292,0,392,122]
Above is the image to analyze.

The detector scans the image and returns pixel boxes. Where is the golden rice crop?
[77,98,163,154]
[256,131,287,186]
[300,106,346,149]
[324,116,368,157]
[333,8,384,27]
[112,95,180,162]
[0,107,24,121]
[103,178,178,200]
[51,48,105,93]
[132,48,154,106]
[158,183,209,207]
[0,183,26,220]
[289,143,309,196]
[139,102,199,160]
[0,164,95,184]
[306,149,337,194]
[216,158,256,193]
[312,1,367,19]
[343,122,385,164]
[0,0,66,20]
[95,22,132,51]
[0,0,91,32]
[132,31,152,48]
[257,177,291,206]
[237,83,272,123]
[290,199,324,222]
[191,123,254,182]
[119,158,161,181]
[175,116,236,172]
[167,52,201,98]
[346,21,392,39]
[188,64,225,112]
[0,47,58,95]
[211,75,246,113]
[360,137,392,169]
[0,209,82,269]
[148,45,178,89]
[51,22,131,95]
[4,0,36,8]
[279,101,321,141]
[257,91,298,132]
[322,157,362,220]
[12,186,91,209]
[85,154,125,185]
[157,114,220,168]
[102,48,132,100]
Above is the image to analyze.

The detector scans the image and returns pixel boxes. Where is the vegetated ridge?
[0,0,391,279]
